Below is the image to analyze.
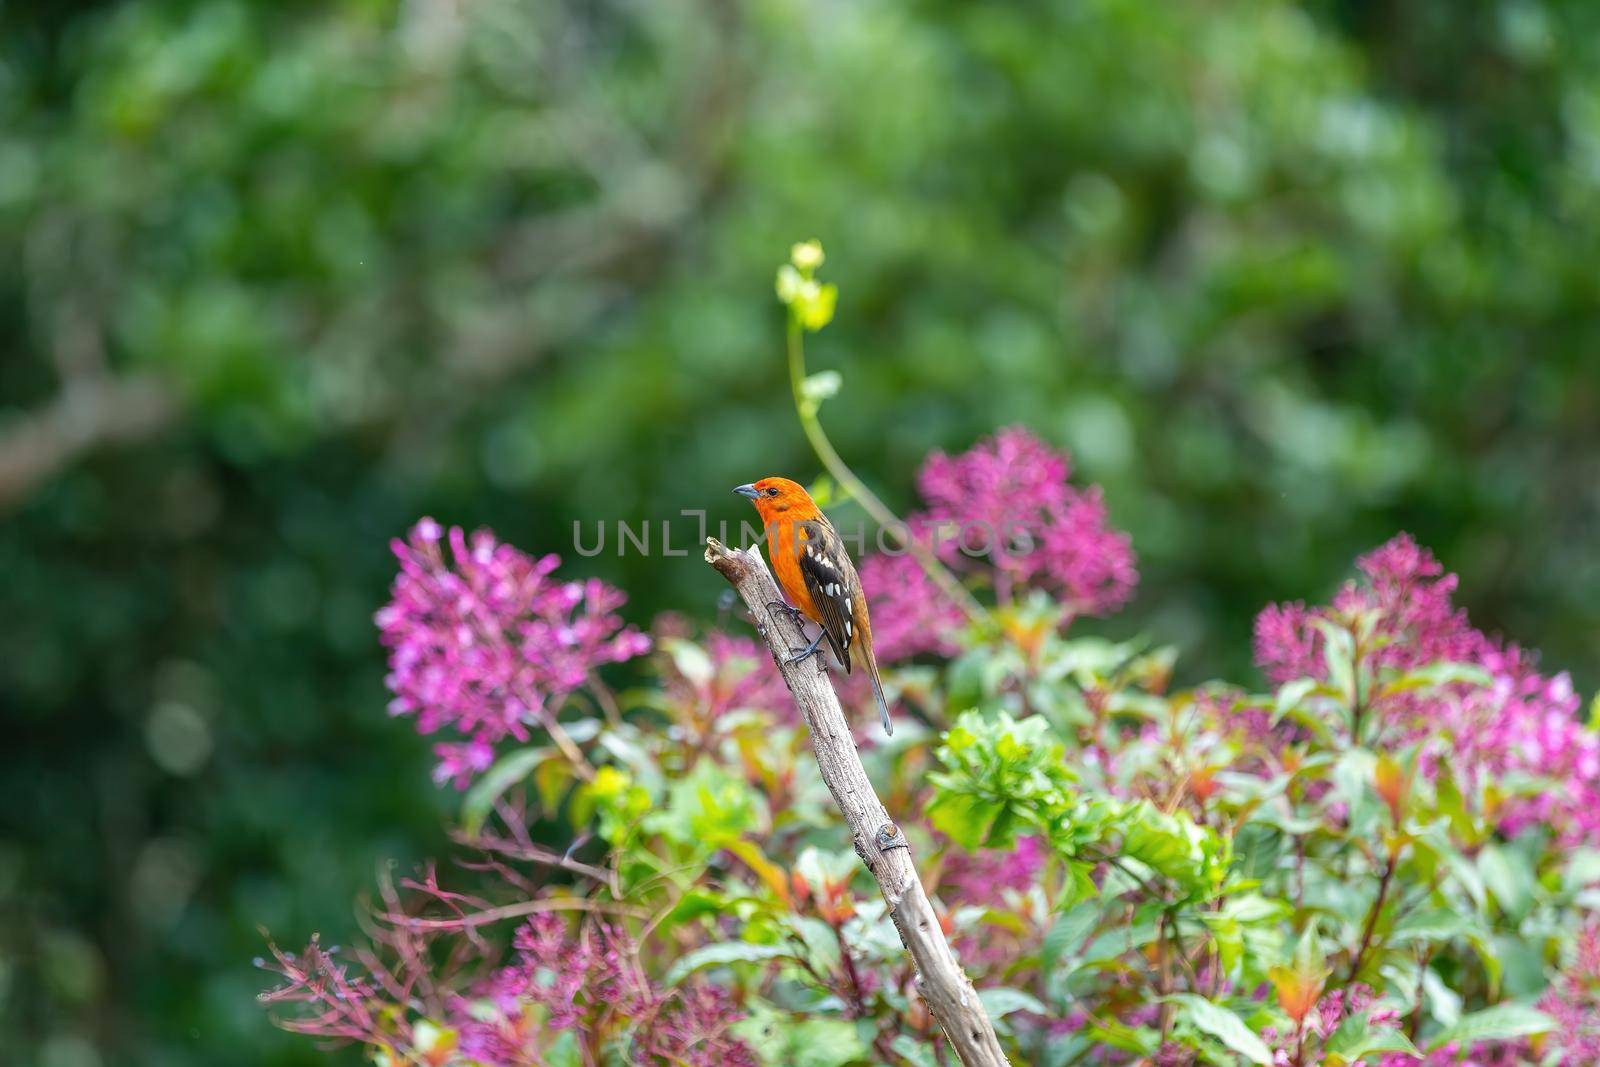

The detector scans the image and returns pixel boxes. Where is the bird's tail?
[861,642,893,736]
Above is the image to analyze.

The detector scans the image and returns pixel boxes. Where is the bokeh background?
[4,0,1599,1063]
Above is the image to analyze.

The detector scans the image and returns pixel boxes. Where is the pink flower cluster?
[260,914,757,1066]
[1257,984,1399,1064]
[1254,533,1600,843]
[1314,983,1398,1038]
[938,835,1051,974]
[1254,534,1480,685]
[377,519,650,788]
[1380,1044,1529,1067]
[939,834,1048,907]
[858,549,966,662]
[863,428,1137,660]
[1536,920,1600,1064]
[457,913,756,1066]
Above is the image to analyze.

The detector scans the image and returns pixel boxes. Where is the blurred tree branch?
[4,0,750,511]
[0,373,179,513]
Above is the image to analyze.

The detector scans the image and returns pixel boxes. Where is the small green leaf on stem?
[799,370,842,415]
[1163,994,1274,1065]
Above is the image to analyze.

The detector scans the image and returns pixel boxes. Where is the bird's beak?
[732,483,760,499]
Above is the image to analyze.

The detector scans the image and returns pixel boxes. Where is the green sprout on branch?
[775,241,992,632]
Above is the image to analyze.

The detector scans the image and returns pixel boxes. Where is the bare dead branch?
[704,537,1010,1066]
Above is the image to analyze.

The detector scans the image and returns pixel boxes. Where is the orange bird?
[734,477,893,735]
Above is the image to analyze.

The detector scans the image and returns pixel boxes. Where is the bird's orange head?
[733,476,819,522]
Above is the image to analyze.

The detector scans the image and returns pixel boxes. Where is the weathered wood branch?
[704,537,1009,1066]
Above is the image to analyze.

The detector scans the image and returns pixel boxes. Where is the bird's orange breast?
[766,519,821,623]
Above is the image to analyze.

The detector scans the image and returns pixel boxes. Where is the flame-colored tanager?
[734,477,893,735]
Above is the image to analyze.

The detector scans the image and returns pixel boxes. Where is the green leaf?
[1477,844,1535,920]
[541,1030,581,1067]
[1379,660,1493,696]
[1388,908,1470,946]
[1223,893,1292,925]
[1431,768,1479,843]
[1493,931,1552,999]
[1423,967,1463,1027]
[1561,848,1600,894]
[1441,844,1487,910]
[1201,913,1243,975]
[888,1035,942,1067]
[925,790,1006,850]
[643,760,765,849]
[1231,824,1286,883]
[1361,1029,1421,1055]
[460,746,554,835]
[1164,994,1274,1065]
[1326,1018,1419,1062]
[535,757,576,819]
[662,637,714,687]
[928,711,1074,849]
[1272,677,1318,723]
[663,941,793,985]
[794,846,858,893]
[786,915,842,976]
[1275,702,1338,747]
[1083,1014,1158,1055]
[1426,1003,1554,1050]
[1332,748,1380,838]
[800,370,842,406]
[1042,901,1100,970]
[979,986,1047,1020]
[733,1002,867,1066]
[1117,799,1228,895]
[1314,619,1358,711]
[1466,928,1504,994]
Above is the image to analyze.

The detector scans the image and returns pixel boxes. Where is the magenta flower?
[859,549,966,662]
[939,834,1047,906]
[453,914,756,1066]
[918,427,1074,540]
[465,914,650,1038]
[1379,1044,1532,1067]
[262,854,760,1067]
[636,983,759,1067]
[1536,920,1600,1063]
[1034,485,1139,616]
[1254,533,1600,844]
[1253,601,1321,685]
[431,739,495,790]
[1335,534,1488,678]
[1256,534,1485,685]
[376,519,650,788]
[917,427,1137,615]
[1310,983,1397,1038]
[861,428,1137,663]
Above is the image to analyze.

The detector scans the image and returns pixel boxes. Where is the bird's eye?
[765,487,780,498]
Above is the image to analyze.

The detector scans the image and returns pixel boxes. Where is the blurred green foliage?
[2,0,1598,1063]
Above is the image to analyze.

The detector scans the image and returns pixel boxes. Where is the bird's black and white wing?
[796,517,859,673]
